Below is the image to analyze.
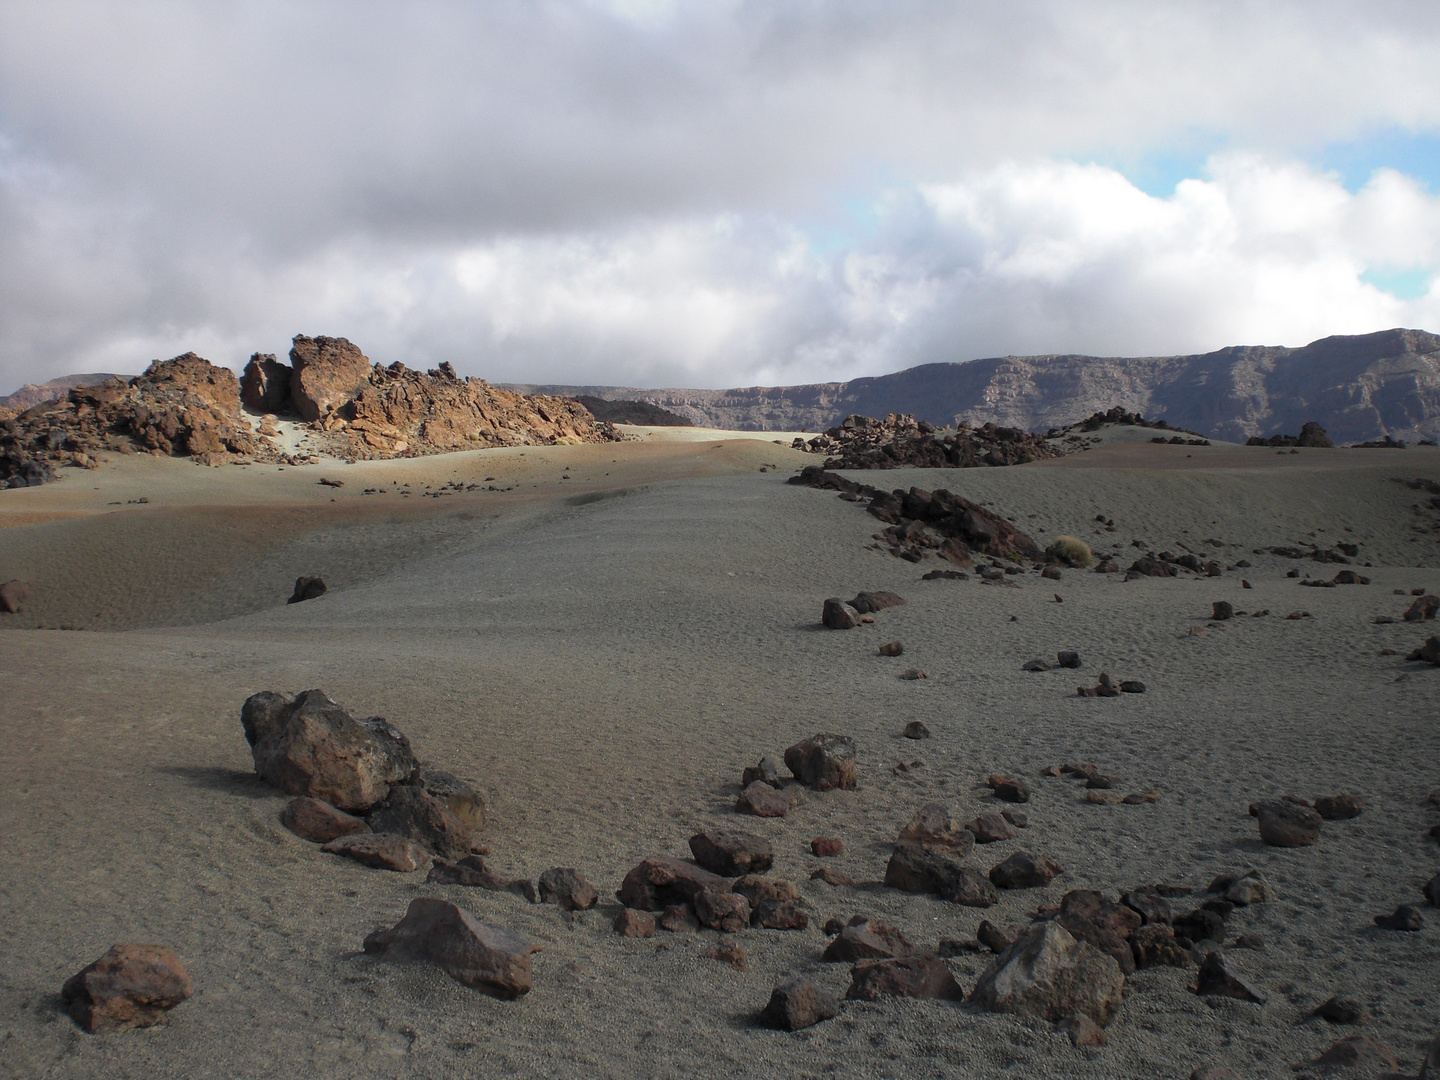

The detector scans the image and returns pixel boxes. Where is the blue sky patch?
[1360,268,1432,301]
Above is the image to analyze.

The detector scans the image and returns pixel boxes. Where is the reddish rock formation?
[62,944,193,1032]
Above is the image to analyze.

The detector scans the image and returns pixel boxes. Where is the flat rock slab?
[363,898,538,999]
[323,832,429,872]
[282,796,369,844]
[62,944,193,1032]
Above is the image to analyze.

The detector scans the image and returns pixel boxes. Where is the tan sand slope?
[1,440,1439,1079]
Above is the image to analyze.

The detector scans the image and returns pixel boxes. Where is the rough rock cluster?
[792,412,1060,470]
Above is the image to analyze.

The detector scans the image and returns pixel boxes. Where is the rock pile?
[792,412,1060,470]
[1244,421,1335,448]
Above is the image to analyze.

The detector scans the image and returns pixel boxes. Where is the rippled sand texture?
[2,436,1439,1079]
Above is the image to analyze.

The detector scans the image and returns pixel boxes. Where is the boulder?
[885,842,996,907]
[741,758,782,787]
[688,830,774,876]
[414,768,486,835]
[811,837,843,857]
[823,919,913,962]
[902,720,930,739]
[989,776,1030,803]
[0,579,30,614]
[990,851,1064,889]
[1306,1035,1399,1075]
[240,689,416,812]
[286,576,327,604]
[362,897,538,998]
[281,796,369,843]
[1256,798,1322,847]
[822,598,861,629]
[288,334,372,421]
[322,833,429,872]
[1130,924,1193,969]
[693,888,751,932]
[784,733,857,791]
[1223,871,1274,906]
[752,900,809,930]
[239,352,292,414]
[736,780,798,817]
[846,955,964,1001]
[1313,793,1364,820]
[617,857,730,911]
[731,876,799,907]
[899,803,975,849]
[1408,636,1440,664]
[1121,886,1172,925]
[964,812,1019,844]
[1055,889,1142,974]
[969,921,1125,1026]
[1404,595,1439,621]
[1211,601,1233,620]
[613,908,656,937]
[756,978,841,1030]
[849,591,907,614]
[538,868,598,911]
[365,782,474,861]
[61,944,193,1032]
[1194,950,1265,1003]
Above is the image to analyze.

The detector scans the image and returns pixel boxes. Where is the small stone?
[1130,924,1192,969]
[693,888,751,933]
[1062,1012,1107,1047]
[1056,651,1081,668]
[1423,874,1440,907]
[286,575,327,604]
[736,780,797,817]
[1121,789,1161,804]
[845,954,964,1001]
[902,720,930,739]
[937,937,986,956]
[1233,933,1265,951]
[811,836,843,857]
[62,944,193,1032]
[688,830,775,876]
[965,811,1019,844]
[322,832,429,872]
[822,597,861,629]
[899,668,927,680]
[1086,774,1120,790]
[752,900,809,930]
[1313,793,1365,820]
[1121,887,1172,925]
[1173,909,1226,946]
[1022,659,1051,672]
[614,908,656,937]
[1041,565,1062,581]
[1374,905,1424,931]
[741,757,781,788]
[784,733,858,791]
[1307,1035,1399,1073]
[1194,950,1265,1003]
[1223,871,1275,906]
[879,641,904,656]
[707,939,748,970]
[363,898,539,998]
[1002,809,1028,828]
[616,857,731,911]
[756,978,840,1031]
[731,875,799,906]
[990,776,1031,803]
[1085,790,1124,805]
[811,867,855,887]
[1256,798,1323,847]
[990,851,1063,889]
[1119,680,1146,693]
[658,905,699,933]
[537,868,598,911]
[1313,996,1366,1024]
[281,796,369,843]
[1212,601,1233,620]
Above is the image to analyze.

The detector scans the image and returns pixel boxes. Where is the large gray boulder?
[969,920,1126,1026]
[241,689,416,812]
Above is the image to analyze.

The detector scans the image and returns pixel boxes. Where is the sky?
[3,1,1440,393]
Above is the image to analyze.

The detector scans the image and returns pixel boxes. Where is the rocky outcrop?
[362,898,538,998]
[289,335,373,422]
[794,412,1059,469]
[240,352,292,414]
[61,944,193,1032]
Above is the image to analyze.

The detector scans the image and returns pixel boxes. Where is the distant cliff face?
[508,328,1440,443]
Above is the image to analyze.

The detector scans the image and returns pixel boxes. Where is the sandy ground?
[3,434,1440,1079]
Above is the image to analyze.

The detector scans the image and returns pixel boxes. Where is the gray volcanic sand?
[2,438,1440,1078]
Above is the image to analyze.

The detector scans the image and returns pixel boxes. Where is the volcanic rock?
[288,335,372,421]
[879,641,904,656]
[899,803,975,849]
[731,875,799,907]
[850,590,906,613]
[756,979,840,1031]
[1256,798,1323,847]
[0,579,29,613]
[322,833,429,872]
[811,836,843,857]
[241,689,417,812]
[1374,905,1424,931]
[964,812,1019,844]
[538,868,598,911]
[990,851,1063,889]
[617,857,730,911]
[694,888,751,933]
[823,919,913,962]
[736,781,797,817]
[239,352,292,414]
[1314,996,1367,1025]
[688,831,774,876]
[362,897,538,998]
[1306,1035,1399,1074]
[62,944,193,1032]
[977,920,1017,953]
[1194,951,1265,1003]
[1405,595,1440,621]
[281,796,369,843]
[1055,889,1142,975]
[1130,924,1193,969]
[988,776,1031,803]
[427,856,535,899]
[811,867,856,887]
[365,782,473,861]
[741,758,782,788]
[902,720,930,739]
[752,900,809,931]
[846,955,964,1001]
[1173,908,1226,946]
[614,908,656,937]
[1313,794,1365,820]
[658,905,700,933]
[822,598,861,629]
[969,921,1125,1026]
[414,768,486,836]
[885,842,996,907]
[784,733,857,791]
[286,576,327,604]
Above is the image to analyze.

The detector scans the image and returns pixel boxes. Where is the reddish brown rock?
[241,689,417,812]
[1306,1035,1399,1073]
[885,842,996,907]
[688,830,774,876]
[538,868,598,911]
[281,796,369,843]
[1404,594,1440,621]
[756,978,841,1030]
[752,900,809,930]
[1056,890,1142,975]
[811,867,856,887]
[322,833,429,872]
[822,598,861,629]
[658,905,700,933]
[1256,798,1322,847]
[694,888,751,933]
[846,954,963,1001]
[1130,924,1193,969]
[707,939,748,970]
[366,782,473,860]
[426,856,534,900]
[899,803,975,849]
[1063,1012,1108,1047]
[617,857,731,911]
[849,590,907,613]
[823,918,914,962]
[879,641,904,656]
[990,851,1064,889]
[613,908,656,937]
[784,733,858,791]
[239,352,292,414]
[0,579,30,614]
[965,811,1019,844]
[736,780,797,817]
[414,768,486,836]
[288,335,372,421]
[62,944,193,1032]
[811,836,843,857]
[977,920,1017,953]
[362,897,539,998]
[1313,793,1365,820]
[731,876,799,906]
[988,776,1031,803]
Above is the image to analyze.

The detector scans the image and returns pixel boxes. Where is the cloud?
[2,2,1440,391]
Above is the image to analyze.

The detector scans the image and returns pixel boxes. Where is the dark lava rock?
[846,955,964,1001]
[1056,889,1142,974]
[1256,798,1323,847]
[879,641,904,656]
[965,812,1019,844]
[366,782,474,861]
[322,833,429,872]
[902,720,931,739]
[822,598,861,629]
[784,733,858,791]
[617,857,731,911]
[1022,659,1051,672]
[1194,951,1265,1003]
[741,757,781,788]
[752,900,808,931]
[658,905,699,933]
[977,920,1017,953]
[1313,996,1367,1025]
[427,856,535,900]
[287,575,327,604]
[362,897,539,998]
[990,776,1031,803]
[823,918,914,962]
[756,979,840,1031]
[811,836,843,857]
[1313,793,1365,820]
[1307,1035,1399,1074]
[538,868,598,911]
[1119,680,1146,693]
[990,851,1063,889]
[850,590,907,614]
[1172,909,1226,946]
[1130,924,1193,969]
[885,842,996,907]
[688,830,775,876]
[1374,905,1424,931]
[62,944,193,1032]
[1056,651,1081,669]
